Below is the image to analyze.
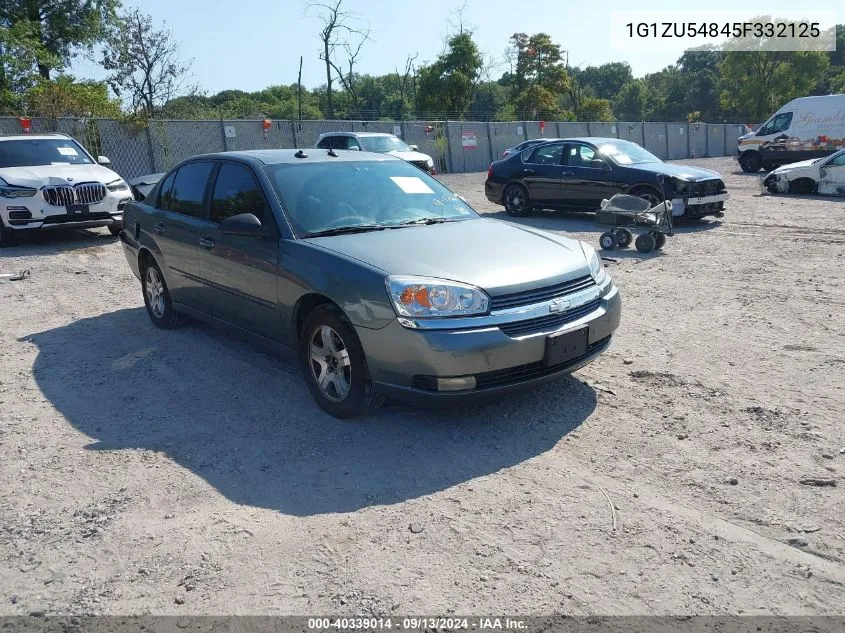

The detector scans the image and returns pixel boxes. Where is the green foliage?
[417,32,482,116]
[574,63,633,101]
[25,75,121,117]
[506,32,570,119]
[577,97,613,122]
[614,79,648,120]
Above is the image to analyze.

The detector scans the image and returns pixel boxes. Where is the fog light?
[435,376,477,391]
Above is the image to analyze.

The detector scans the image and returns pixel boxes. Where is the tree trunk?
[324,41,333,119]
[37,64,51,80]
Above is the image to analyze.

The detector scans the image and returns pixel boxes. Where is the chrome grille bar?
[42,183,107,206]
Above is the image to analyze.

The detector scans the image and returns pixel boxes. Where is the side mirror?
[97,155,111,165]
[409,144,419,151]
[218,213,264,237]
[348,145,361,151]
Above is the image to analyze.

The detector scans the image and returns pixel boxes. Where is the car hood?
[0,163,121,188]
[305,218,590,296]
[771,159,818,175]
[383,150,432,163]
[628,161,722,181]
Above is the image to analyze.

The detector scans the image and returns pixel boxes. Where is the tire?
[108,222,123,237]
[635,233,656,253]
[141,259,185,329]
[614,228,633,248]
[630,187,662,208]
[299,305,384,418]
[653,232,667,250]
[739,152,762,173]
[0,218,17,247]
[599,231,618,250]
[503,184,533,217]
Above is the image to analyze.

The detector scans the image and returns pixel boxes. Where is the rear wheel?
[299,305,384,418]
[653,232,667,250]
[141,259,185,329]
[503,184,533,217]
[635,233,656,253]
[614,228,633,248]
[739,152,762,173]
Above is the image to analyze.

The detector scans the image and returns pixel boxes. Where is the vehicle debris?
[0,269,30,282]
[798,477,837,487]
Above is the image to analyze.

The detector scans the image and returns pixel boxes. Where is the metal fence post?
[444,120,454,174]
[485,121,494,165]
[705,124,709,157]
[521,121,528,141]
[615,122,620,139]
[686,123,690,158]
[641,121,646,147]
[586,121,592,136]
[220,118,228,151]
[664,122,669,159]
[723,124,727,157]
[555,121,561,137]
[290,120,298,148]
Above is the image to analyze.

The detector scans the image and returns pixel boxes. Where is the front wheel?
[653,232,667,250]
[635,233,656,253]
[108,222,123,237]
[503,185,533,217]
[299,306,384,418]
[614,228,633,248]
[599,231,618,250]
[739,152,762,173]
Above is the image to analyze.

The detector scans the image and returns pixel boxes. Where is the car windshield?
[597,141,661,165]
[266,160,477,237]
[820,149,845,165]
[360,136,412,153]
[0,139,93,168]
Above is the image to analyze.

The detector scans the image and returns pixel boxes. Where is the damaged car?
[763,148,845,195]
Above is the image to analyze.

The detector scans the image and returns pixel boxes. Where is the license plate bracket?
[544,327,589,367]
[66,204,89,215]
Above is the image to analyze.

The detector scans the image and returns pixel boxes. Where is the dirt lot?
[1,157,843,616]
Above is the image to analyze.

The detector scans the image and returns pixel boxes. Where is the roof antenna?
[294,149,308,159]
[327,148,338,157]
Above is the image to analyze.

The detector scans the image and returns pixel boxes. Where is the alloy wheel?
[145,267,166,319]
[309,325,352,402]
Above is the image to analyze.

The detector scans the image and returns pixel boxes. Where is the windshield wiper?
[301,224,387,238]
[394,217,458,226]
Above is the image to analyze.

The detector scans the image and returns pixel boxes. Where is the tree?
[0,0,118,79]
[417,31,482,117]
[574,62,633,100]
[101,8,196,117]
[719,51,828,121]
[306,0,370,119]
[614,79,648,120]
[505,32,570,119]
[25,74,121,117]
[577,97,613,122]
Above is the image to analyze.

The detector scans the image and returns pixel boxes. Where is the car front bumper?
[1,191,131,231]
[357,282,621,402]
[669,193,729,217]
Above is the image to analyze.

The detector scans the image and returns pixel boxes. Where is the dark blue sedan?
[485,137,729,220]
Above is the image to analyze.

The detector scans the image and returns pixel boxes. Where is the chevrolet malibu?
[120,149,621,417]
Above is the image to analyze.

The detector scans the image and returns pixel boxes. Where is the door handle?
[522,169,535,175]
[153,222,165,234]
[562,171,574,177]
[199,237,215,249]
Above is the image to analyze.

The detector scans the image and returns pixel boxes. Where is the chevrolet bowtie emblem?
[549,298,570,313]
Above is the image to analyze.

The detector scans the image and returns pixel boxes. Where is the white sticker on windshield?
[390,176,434,194]
[57,146,78,157]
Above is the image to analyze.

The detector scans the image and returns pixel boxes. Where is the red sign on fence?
[461,131,477,149]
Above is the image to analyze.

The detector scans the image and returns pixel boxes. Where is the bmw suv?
[0,133,132,246]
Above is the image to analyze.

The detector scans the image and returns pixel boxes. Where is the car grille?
[687,179,725,196]
[474,336,612,389]
[42,183,107,206]
[499,299,601,337]
[489,275,595,311]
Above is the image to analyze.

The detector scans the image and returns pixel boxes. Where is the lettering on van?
[796,109,845,130]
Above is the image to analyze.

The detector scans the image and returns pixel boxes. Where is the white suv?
[0,133,132,246]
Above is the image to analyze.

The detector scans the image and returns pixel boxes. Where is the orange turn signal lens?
[399,286,431,308]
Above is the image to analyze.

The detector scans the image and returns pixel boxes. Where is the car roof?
[181,148,400,165]
[318,131,395,138]
[0,133,75,141]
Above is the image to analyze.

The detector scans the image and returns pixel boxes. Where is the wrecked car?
[763,148,845,195]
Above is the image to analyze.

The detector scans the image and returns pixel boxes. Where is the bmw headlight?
[106,178,129,192]
[581,242,609,286]
[386,275,489,318]
[0,178,37,198]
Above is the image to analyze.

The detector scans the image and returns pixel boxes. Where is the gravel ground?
[0,157,843,616]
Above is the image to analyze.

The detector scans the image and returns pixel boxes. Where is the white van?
[736,94,845,173]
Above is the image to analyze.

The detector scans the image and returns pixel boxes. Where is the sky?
[70,0,838,95]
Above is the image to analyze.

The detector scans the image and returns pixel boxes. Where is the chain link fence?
[0,116,752,178]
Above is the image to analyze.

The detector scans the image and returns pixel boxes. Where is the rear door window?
[157,171,176,210]
[524,143,564,165]
[167,162,214,218]
[210,162,269,224]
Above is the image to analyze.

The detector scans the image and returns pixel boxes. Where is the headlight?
[426,157,433,167]
[106,179,129,192]
[672,177,688,194]
[0,178,37,198]
[386,275,489,318]
[581,242,609,286]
